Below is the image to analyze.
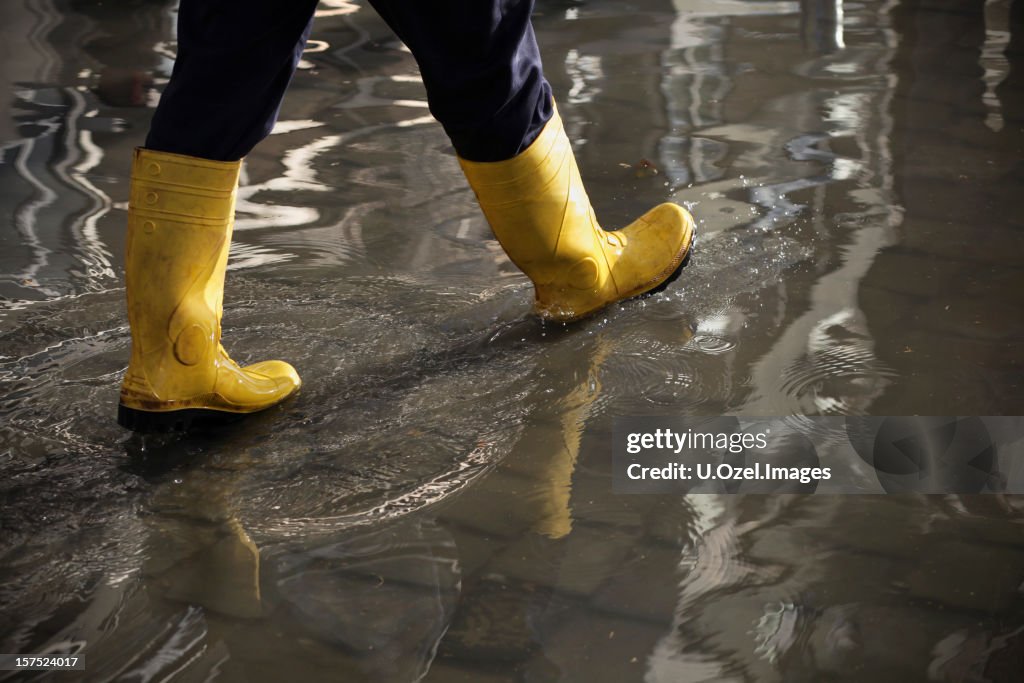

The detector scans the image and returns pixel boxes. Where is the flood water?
[2,0,1024,681]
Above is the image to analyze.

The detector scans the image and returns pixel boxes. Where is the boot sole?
[118,404,248,433]
[638,245,692,298]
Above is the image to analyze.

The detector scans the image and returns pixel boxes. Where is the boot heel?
[117,404,244,433]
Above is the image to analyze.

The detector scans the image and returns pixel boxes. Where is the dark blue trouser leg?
[366,0,552,161]
[146,0,551,162]
[146,0,319,162]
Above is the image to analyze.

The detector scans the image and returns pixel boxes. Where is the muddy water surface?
[2,0,1024,681]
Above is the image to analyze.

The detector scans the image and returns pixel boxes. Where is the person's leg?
[146,0,319,161]
[366,0,552,162]
[368,0,695,322]
[118,0,316,432]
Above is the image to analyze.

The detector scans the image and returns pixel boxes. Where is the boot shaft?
[123,149,240,401]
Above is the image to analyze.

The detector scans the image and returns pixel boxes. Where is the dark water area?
[2,0,1024,681]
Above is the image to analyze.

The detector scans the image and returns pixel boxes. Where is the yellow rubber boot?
[118,148,300,432]
[458,106,694,322]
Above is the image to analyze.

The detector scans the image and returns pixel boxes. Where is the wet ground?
[2,0,1024,681]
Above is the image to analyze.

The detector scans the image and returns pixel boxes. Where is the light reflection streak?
[982,0,1011,132]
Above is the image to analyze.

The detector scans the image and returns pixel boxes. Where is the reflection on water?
[2,0,1023,681]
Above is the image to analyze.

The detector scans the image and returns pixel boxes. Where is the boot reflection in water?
[119,0,694,431]
[137,444,265,619]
